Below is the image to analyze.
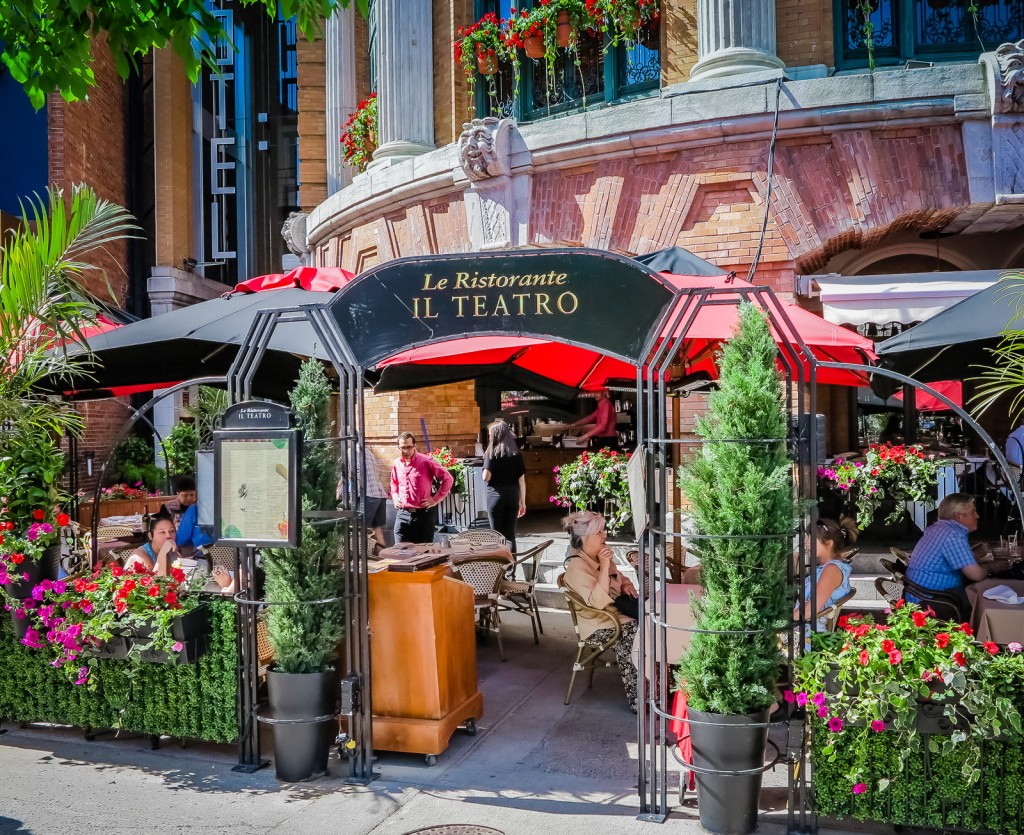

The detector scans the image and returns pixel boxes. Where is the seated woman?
[124,515,179,575]
[561,510,640,713]
[797,517,858,632]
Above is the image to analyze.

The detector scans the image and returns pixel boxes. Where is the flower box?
[130,604,211,642]
[90,633,133,660]
[78,495,173,528]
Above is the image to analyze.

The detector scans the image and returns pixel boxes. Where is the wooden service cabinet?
[523,448,582,510]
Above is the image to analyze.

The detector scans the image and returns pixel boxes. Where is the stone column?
[690,0,785,81]
[326,5,358,193]
[370,0,435,167]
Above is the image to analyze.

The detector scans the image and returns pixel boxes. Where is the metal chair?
[451,529,508,548]
[838,547,859,563]
[815,589,856,633]
[900,576,966,621]
[890,546,910,562]
[498,539,553,644]
[557,574,622,705]
[204,544,236,570]
[455,556,508,661]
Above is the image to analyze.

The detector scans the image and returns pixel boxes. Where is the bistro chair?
[557,574,621,705]
[838,547,860,563]
[95,524,135,542]
[455,556,508,661]
[875,576,904,608]
[900,576,966,621]
[815,589,856,633]
[204,544,236,571]
[451,529,508,548]
[498,539,553,644]
[256,615,275,686]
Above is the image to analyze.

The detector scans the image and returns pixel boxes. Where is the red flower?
[11,553,23,565]
[887,650,903,665]
[115,600,127,615]
[111,565,124,577]
[954,652,967,667]
[984,641,999,655]
[957,622,974,636]
[147,585,161,597]
[164,590,178,606]
[32,509,45,520]
[912,611,928,627]
[935,632,950,648]
[836,615,849,629]
[56,513,70,527]
[859,649,870,666]
[881,639,895,653]
[895,599,905,608]
[171,568,186,584]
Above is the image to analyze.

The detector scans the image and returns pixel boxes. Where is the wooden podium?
[368,565,483,761]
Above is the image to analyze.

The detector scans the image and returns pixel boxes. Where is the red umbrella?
[377,273,876,390]
[893,380,962,412]
[233,265,355,294]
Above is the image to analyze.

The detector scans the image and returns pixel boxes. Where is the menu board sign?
[214,425,300,548]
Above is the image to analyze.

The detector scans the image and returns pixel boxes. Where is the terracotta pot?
[556,11,572,47]
[524,35,546,59]
[476,52,499,76]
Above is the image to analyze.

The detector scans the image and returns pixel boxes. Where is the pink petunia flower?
[828,717,844,732]
[871,720,885,732]
[852,783,867,794]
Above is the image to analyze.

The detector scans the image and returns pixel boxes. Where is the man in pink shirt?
[390,432,455,543]
[569,387,619,450]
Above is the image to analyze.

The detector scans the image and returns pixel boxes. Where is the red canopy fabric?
[379,273,877,389]
[893,379,962,412]
[233,265,356,294]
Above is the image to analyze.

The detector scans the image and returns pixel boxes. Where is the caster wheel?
[465,718,477,736]
[424,754,437,767]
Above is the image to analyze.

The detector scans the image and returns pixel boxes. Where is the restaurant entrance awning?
[806,271,1005,326]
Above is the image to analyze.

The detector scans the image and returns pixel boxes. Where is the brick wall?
[662,0,699,85]
[777,0,834,69]
[364,382,480,460]
[47,35,129,304]
[298,34,328,211]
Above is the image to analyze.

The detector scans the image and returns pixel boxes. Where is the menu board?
[215,432,299,547]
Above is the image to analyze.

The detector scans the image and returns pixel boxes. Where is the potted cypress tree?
[675,303,794,835]
[261,358,346,782]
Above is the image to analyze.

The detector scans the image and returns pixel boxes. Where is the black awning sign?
[328,248,678,368]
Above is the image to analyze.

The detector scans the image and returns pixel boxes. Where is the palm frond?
[968,272,1024,421]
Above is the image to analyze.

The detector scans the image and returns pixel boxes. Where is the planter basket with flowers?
[795,603,1024,825]
[430,447,469,498]
[340,92,378,173]
[550,448,632,535]
[508,0,591,103]
[455,12,519,113]
[584,0,660,47]
[818,443,944,530]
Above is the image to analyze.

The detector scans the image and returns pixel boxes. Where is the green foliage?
[0,185,138,522]
[185,386,228,447]
[551,447,632,534]
[675,303,793,715]
[0,599,236,742]
[111,436,166,491]
[0,0,368,109]
[261,358,345,675]
[162,422,199,478]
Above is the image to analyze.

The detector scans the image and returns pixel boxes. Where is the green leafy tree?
[260,358,345,675]
[675,303,794,715]
[0,185,137,520]
[1,0,369,109]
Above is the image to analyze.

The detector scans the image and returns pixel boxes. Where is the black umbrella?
[52,288,339,399]
[634,245,727,277]
[874,274,1024,393]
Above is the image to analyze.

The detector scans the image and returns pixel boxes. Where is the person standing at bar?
[482,420,526,553]
[390,432,454,544]
[569,387,619,450]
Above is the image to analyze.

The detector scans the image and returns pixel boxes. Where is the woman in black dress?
[482,420,526,553]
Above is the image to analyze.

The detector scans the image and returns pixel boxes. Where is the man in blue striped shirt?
[906,493,988,615]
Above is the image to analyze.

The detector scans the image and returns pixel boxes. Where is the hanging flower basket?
[524,35,546,58]
[556,10,573,47]
[340,92,378,174]
[477,52,500,75]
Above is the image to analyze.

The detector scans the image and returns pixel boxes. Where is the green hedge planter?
[0,598,237,743]
[812,719,1024,833]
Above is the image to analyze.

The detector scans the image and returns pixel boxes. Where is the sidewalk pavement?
[0,613,871,835]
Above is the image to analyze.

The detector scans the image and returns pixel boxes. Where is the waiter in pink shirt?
[569,387,619,450]
[390,432,455,543]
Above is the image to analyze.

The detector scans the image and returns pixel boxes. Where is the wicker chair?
[451,529,508,548]
[879,557,906,578]
[875,576,904,608]
[455,556,509,661]
[204,544,236,570]
[95,524,136,542]
[498,539,553,644]
[557,574,622,705]
[256,615,275,685]
[815,589,856,633]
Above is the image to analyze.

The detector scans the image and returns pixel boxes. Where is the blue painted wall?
[0,70,48,215]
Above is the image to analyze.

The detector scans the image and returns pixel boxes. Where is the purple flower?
[171,641,184,652]
[811,692,826,707]
[52,580,66,594]
[852,783,867,795]
[828,717,844,733]
[74,667,89,686]
[796,692,808,707]
[817,706,828,718]
[783,690,795,703]
[870,720,885,732]
[1009,642,1022,654]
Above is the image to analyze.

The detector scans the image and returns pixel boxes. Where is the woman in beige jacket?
[561,510,639,712]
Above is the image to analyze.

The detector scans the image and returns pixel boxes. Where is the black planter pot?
[266,669,338,782]
[140,634,209,665]
[2,559,44,599]
[40,544,61,582]
[9,609,32,641]
[689,707,770,835]
[131,604,211,642]
[91,633,133,659]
